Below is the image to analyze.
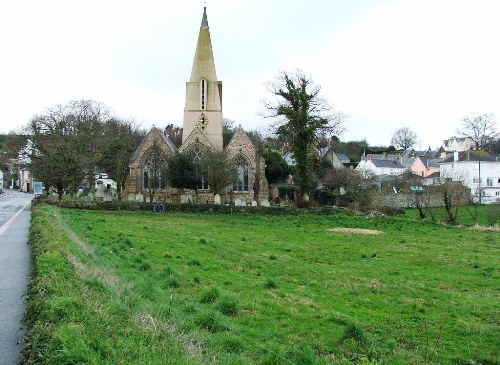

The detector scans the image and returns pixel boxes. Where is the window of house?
[496,191,500,196]
[233,155,249,192]
[487,178,493,187]
[473,177,481,183]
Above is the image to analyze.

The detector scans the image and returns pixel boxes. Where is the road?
[0,189,33,365]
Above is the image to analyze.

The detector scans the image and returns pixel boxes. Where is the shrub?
[269,255,278,260]
[487,204,499,226]
[199,287,220,304]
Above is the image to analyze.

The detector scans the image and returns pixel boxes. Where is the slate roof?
[337,153,350,163]
[418,156,444,168]
[369,159,405,169]
[159,132,178,153]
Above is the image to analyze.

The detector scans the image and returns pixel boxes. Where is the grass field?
[23,204,499,364]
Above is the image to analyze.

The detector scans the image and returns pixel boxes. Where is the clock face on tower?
[197,113,209,129]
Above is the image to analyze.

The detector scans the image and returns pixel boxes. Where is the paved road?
[0,190,33,365]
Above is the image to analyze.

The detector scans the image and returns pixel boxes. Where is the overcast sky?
[1,0,499,149]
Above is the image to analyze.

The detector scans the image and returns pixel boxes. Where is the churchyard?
[22,204,498,364]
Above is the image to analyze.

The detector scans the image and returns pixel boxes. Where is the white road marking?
[0,204,30,237]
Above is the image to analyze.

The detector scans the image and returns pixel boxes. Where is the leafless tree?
[457,113,499,151]
[390,127,417,150]
[200,150,237,196]
[23,100,111,200]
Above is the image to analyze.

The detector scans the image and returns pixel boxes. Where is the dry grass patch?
[328,227,384,235]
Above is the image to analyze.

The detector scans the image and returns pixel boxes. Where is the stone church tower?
[182,7,223,151]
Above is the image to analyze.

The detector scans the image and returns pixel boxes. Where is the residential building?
[440,151,500,204]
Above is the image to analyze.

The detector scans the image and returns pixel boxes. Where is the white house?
[440,151,500,204]
[356,158,406,177]
[441,137,475,152]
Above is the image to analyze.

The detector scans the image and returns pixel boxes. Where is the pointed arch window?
[233,155,249,192]
[143,154,167,190]
[191,145,209,190]
[200,79,207,111]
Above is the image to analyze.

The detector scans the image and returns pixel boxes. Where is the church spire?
[182,5,223,151]
[201,6,208,28]
[189,6,217,82]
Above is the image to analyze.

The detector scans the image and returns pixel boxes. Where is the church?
[124,7,268,204]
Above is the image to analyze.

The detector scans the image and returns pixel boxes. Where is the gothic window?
[143,154,167,190]
[200,79,207,111]
[191,145,209,190]
[233,155,249,192]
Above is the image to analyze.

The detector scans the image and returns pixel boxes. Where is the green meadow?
[23,204,499,364]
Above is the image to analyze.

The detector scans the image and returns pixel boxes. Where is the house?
[356,158,406,177]
[440,151,500,204]
[124,7,268,203]
[410,155,444,178]
[317,147,346,169]
[441,136,475,152]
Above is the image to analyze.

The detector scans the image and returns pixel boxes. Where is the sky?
[1,0,499,149]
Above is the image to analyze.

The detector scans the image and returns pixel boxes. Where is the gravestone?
[234,198,242,207]
[214,194,221,205]
[279,201,286,208]
[261,200,270,207]
[251,200,257,207]
[136,193,143,202]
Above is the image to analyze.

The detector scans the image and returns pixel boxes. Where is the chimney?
[453,151,459,161]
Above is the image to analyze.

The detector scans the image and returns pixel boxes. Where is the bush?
[199,287,220,304]
[486,204,499,226]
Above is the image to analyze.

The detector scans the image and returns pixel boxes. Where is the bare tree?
[457,113,499,151]
[98,119,144,202]
[23,100,111,200]
[390,127,417,150]
[263,69,345,198]
[200,150,237,196]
